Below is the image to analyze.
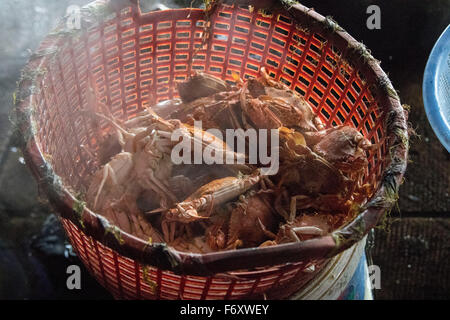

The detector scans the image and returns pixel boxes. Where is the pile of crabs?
[86,68,375,253]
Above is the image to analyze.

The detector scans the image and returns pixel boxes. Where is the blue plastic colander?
[423,25,450,152]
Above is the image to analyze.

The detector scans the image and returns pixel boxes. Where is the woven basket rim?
[15,0,409,276]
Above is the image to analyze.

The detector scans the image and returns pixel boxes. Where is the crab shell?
[205,222,228,251]
[227,194,277,248]
[87,152,135,211]
[86,152,164,242]
[170,236,214,254]
[246,71,320,131]
[184,95,242,132]
[177,72,229,103]
[279,155,350,196]
[310,126,373,173]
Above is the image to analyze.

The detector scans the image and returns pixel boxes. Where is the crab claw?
[165,204,209,224]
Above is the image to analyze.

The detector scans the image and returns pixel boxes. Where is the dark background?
[0,0,448,299]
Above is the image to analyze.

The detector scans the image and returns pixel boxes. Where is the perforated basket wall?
[15,0,408,299]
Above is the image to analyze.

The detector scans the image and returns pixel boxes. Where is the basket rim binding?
[14,0,409,276]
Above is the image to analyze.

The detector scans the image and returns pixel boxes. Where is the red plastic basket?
[15,0,408,299]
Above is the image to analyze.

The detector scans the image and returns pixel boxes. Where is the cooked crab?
[87,109,246,242]
[204,191,277,251]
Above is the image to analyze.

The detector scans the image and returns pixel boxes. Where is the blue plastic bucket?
[423,25,450,152]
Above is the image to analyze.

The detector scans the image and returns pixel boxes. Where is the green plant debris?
[395,127,409,149]
[19,67,48,83]
[375,186,400,233]
[376,209,395,233]
[29,47,60,60]
[281,0,299,10]
[319,40,329,52]
[329,216,366,257]
[295,23,310,35]
[43,165,66,200]
[258,9,273,18]
[142,266,158,293]
[348,202,365,219]
[189,0,219,66]
[386,110,409,151]
[402,104,411,112]
[82,1,115,21]
[12,107,36,146]
[142,236,154,253]
[105,225,125,245]
[378,76,400,100]
[347,41,382,71]
[73,196,86,229]
[47,27,79,37]
[323,16,345,33]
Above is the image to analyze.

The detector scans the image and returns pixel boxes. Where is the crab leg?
[161,220,179,243]
[170,222,177,243]
[274,188,290,222]
[161,220,171,243]
[95,112,131,139]
[80,143,96,159]
[138,170,178,209]
[147,170,178,203]
[289,195,315,222]
[288,227,301,242]
[87,77,114,119]
[257,218,277,239]
[240,82,282,129]
[292,226,325,236]
[93,164,113,210]
[92,152,134,210]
